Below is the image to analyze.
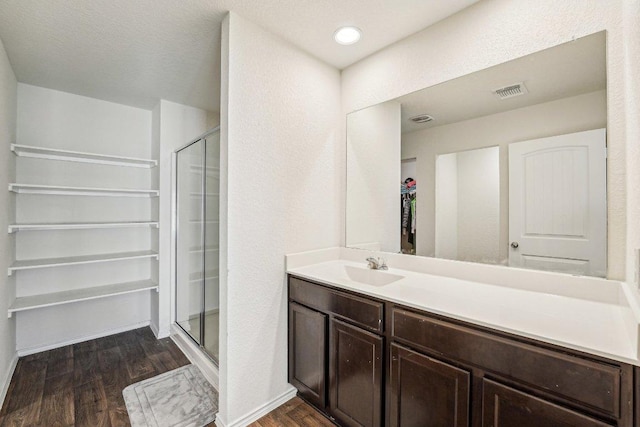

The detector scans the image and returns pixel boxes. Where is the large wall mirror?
[346,31,608,278]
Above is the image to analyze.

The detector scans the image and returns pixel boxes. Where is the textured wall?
[220,12,341,425]
[342,0,633,281]
[623,0,640,283]
[346,101,401,251]
[0,35,17,406]
[403,90,606,263]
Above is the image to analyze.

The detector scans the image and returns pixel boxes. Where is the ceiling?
[397,31,606,134]
[0,0,478,113]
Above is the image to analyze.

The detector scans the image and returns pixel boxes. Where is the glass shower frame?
[174,128,220,365]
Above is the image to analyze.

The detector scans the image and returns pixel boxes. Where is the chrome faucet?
[366,257,388,270]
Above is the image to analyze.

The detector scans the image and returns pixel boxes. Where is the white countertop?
[286,248,640,366]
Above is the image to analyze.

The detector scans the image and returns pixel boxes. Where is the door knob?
[511,242,519,249]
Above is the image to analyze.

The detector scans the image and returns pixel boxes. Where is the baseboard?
[149,320,160,337]
[0,353,18,411]
[17,320,151,356]
[215,414,227,427]
[149,320,170,339]
[216,386,297,427]
[170,324,219,389]
[156,327,170,339]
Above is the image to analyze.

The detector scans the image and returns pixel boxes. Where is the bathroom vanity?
[286,249,640,427]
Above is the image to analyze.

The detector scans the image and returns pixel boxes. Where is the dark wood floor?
[249,397,335,427]
[0,327,190,427]
[0,327,332,427]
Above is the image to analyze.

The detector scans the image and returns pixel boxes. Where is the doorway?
[508,128,607,277]
[175,129,220,363]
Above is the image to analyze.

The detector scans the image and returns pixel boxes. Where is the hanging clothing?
[401,181,417,252]
[407,201,414,245]
[410,197,416,235]
[402,196,410,235]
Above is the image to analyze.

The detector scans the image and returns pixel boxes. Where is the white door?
[508,129,606,277]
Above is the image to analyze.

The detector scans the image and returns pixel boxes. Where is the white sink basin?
[344,265,404,287]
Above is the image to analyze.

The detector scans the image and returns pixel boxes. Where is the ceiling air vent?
[493,82,528,100]
[410,114,434,123]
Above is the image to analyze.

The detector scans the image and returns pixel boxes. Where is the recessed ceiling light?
[410,114,435,123]
[334,26,361,45]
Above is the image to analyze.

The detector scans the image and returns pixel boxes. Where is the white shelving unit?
[189,192,219,198]
[12,144,157,168]
[9,183,159,197]
[189,246,219,254]
[189,164,220,172]
[9,142,159,319]
[7,279,158,318]
[8,221,159,233]
[8,250,158,275]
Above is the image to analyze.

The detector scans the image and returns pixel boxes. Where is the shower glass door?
[175,129,220,363]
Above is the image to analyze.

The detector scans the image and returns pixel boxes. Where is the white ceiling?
[0,0,478,112]
[397,31,606,134]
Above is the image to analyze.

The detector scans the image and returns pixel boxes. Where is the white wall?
[14,84,154,352]
[456,146,500,263]
[0,35,17,407]
[402,90,606,262]
[342,0,637,281]
[401,159,416,182]
[623,0,640,284]
[435,147,499,263]
[435,154,457,259]
[346,101,401,251]
[220,12,341,426]
[152,99,215,338]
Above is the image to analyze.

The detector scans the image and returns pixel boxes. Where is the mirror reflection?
[346,31,607,277]
[435,146,500,264]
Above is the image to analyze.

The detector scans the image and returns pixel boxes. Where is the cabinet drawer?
[392,307,621,417]
[483,379,614,427]
[289,276,384,333]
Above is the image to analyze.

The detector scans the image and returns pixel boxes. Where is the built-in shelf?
[7,279,158,318]
[189,271,219,284]
[189,276,219,285]
[189,164,220,172]
[8,221,159,233]
[189,194,219,198]
[188,220,219,225]
[188,246,219,254]
[11,144,157,168]
[9,183,159,197]
[8,250,158,275]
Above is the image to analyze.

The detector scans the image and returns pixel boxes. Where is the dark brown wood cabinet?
[288,275,636,427]
[330,318,383,427]
[289,302,328,408]
[289,276,385,426]
[389,343,470,427]
[482,379,614,427]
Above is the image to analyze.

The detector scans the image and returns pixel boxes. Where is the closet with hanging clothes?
[401,177,416,254]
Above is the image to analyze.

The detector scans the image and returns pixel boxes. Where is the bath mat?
[123,364,218,427]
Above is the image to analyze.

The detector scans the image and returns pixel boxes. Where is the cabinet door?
[329,318,383,427]
[389,343,470,427]
[482,379,614,427]
[289,302,327,409]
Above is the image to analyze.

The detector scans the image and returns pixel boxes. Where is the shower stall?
[174,128,220,364]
